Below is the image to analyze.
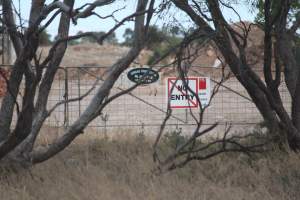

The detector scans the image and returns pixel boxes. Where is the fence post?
[1,26,5,64]
[63,67,69,128]
[77,68,81,117]
[185,108,189,124]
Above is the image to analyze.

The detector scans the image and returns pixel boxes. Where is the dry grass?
[0,132,300,200]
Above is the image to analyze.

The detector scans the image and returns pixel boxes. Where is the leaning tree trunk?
[11,0,75,159]
[28,0,151,164]
[0,0,153,164]
[171,0,300,150]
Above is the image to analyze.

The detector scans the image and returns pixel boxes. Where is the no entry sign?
[167,77,210,109]
[167,78,198,108]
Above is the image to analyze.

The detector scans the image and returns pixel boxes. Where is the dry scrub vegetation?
[0,131,300,200]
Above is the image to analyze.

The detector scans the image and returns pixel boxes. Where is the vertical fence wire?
[41,67,291,130]
[0,65,292,134]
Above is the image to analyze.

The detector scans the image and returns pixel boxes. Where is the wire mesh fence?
[0,12,292,135]
[38,66,291,133]
[0,65,292,134]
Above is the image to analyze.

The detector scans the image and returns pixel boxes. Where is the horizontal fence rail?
[0,65,292,134]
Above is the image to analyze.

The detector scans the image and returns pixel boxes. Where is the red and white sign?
[167,77,210,109]
[198,77,211,108]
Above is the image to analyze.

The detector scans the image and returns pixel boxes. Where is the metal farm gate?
[42,66,291,134]
[0,7,292,135]
[0,15,291,134]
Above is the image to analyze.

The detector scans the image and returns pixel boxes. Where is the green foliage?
[147,40,180,65]
[122,25,169,48]
[253,0,300,67]
[122,28,134,46]
[150,26,182,63]
[122,25,183,64]
[254,0,300,24]
[294,39,300,65]
[146,26,167,49]
[63,31,118,45]
[162,128,187,150]
[39,29,52,46]
[170,25,180,36]
[68,40,80,46]
[80,31,118,44]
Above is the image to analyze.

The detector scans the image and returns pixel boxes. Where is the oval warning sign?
[127,68,159,84]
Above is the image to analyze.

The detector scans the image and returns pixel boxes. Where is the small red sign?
[199,78,206,90]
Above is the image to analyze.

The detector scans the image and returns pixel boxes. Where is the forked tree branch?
[29,0,152,164]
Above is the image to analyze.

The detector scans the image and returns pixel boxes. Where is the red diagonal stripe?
[169,80,197,107]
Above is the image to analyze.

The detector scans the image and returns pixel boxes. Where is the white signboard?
[198,77,211,108]
[167,77,211,109]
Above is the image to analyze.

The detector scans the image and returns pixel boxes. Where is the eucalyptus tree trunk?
[171,0,300,150]
[0,0,153,164]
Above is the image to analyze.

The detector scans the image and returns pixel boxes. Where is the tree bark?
[0,0,46,142]
[171,0,300,149]
[11,0,75,157]
[171,0,280,128]
[274,1,300,132]
[29,0,150,163]
[0,0,24,141]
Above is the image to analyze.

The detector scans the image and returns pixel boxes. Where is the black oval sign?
[127,68,159,84]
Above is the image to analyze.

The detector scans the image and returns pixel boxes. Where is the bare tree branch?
[288,11,300,34]
[73,0,115,21]
[29,0,151,164]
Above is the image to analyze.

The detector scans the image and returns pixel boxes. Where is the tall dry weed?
[0,132,300,200]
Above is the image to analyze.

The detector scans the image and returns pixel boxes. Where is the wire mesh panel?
[41,66,291,133]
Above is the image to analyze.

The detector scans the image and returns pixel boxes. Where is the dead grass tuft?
[0,132,300,200]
